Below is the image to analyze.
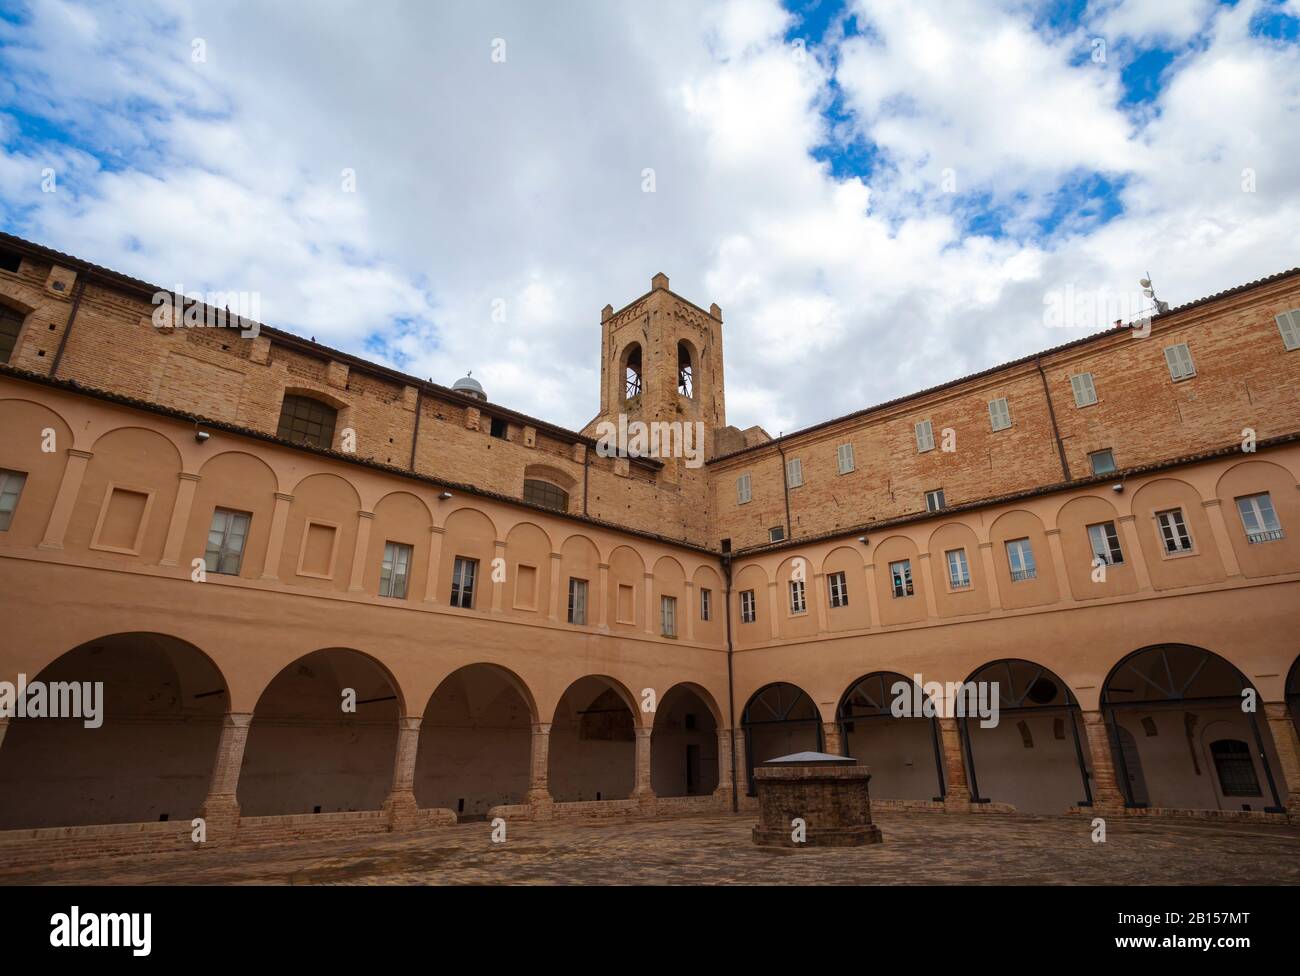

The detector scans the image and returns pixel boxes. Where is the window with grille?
[1164,342,1196,381]
[0,305,25,364]
[837,442,855,474]
[204,508,251,576]
[890,559,913,598]
[1236,493,1283,543]
[946,548,971,589]
[567,578,587,624]
[699,587,711,621]
[1070,372,1098,407]
[1155,509,1193,554]
[915,419,935,452]
[1154,506,1190,553]
[661,595,677,636]
[740,589,756,623]
[988,397,1012,431]
[736,473,752,505]
[523,479,568,512]
[788,579,806,614]
[828,571,848,607]
[1087,521,1124,565]
[1210,739,1261,797]
[0,469,27,532]
[450,556,478,608]
[277,394,337,449]
[1006,538,1037,581]
[1277,309,1300,350]
[378,541,413,598]
[786,457,803,488]
[1089,448,1116,476]
[490,417,508,439]
[926,488,945,512]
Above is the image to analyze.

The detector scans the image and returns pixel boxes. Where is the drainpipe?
[1035,357,1071,482]
[775,437,792,541]
[582,445,590,516]
[48,272,88,377]
[407,387,423,470]
[722,551,738,813]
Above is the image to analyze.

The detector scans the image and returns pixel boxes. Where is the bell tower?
[584,272,727,466]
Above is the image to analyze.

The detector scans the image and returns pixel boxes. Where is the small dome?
[452,372,486,401]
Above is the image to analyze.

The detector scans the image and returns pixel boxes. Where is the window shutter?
[1165,343,1194,379]
[837,443,854,474]
[915,420,934,452]
[787,458,803,487]
[736,474,751,504]
[989,398,1010,431]
[1277,311,1300,351]
[1071,373,1097,406]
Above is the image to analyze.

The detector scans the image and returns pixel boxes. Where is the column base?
[382,789,421,831]
[197,794,241,846]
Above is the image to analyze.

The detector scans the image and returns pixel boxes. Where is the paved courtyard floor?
[4,811,1299,885]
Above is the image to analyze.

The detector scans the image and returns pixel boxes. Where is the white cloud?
[0,0,1297,441]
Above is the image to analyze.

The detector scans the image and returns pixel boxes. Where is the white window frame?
[1006,538,1037,581]
[740,589,756,624]
[988,397,1012,432]
[1070,372,1098,407]
[204,507,251,576]
[945,548,971,590]
[1089,449,1116,476]
[1164,342,1196,381]
[0,469,29,532]
[837,442,855,474]
[915,419,935,453]
[769,525,786,543]
[1087,522,1124,565]
[450,556,478,608]
[926,488,946,513]
[568,577,588,625]
[736,473,752,505]
[889,559,913,598]
[1155,508,1193,555]
[1236,493,1283,544]
[378,540,413,598]
[788,578,806,614]
[828,571,848,608]
[700,587,711,621]
[661,595,677,637]
[1277,309,1300,351]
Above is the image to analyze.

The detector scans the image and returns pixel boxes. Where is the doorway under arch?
[741,682,822,795]
[837,672,945,801]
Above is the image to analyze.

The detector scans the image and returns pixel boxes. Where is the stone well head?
[751,752,883,848]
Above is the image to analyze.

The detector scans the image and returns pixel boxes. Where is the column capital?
[273,491,294,502]
[357,509,375,520]
[398,715,422,732]
[635,725,653,739]
[67,448,94,460]
[531,722,552,735]
[178,471,202,483]
[223,711,255,728]
[428,524,445,535]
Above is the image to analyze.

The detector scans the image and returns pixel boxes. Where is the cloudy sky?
[1,0,1298,434]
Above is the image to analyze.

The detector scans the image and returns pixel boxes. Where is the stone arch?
[503,520,553,617]
[652,682,721,797]
[0,398,73,549]
[741,682,822,795]
[68,426,183,563]
[1101,644,1286,812]
[1128,477,1224,589]
[620,341,643,402]
[961,658,1090,814]
[186,450,279,579]
[652,554,686,636]
[280,472,363,590]
[872,534,925,626]
[414,663,538,817]
[1054,494,1137,599]
[732,562,770,643]
[559,532,601,625]
[365,490,434,599]
[1213,459,1300,578]
[677,338,698,398]
[987,509,1059,610]
[238,647,404,816]
[0,632,228,829]
[439,506,499,610]
[774,553,818,639]
[837,672,944,801]
[549,674,640,802]
[821,544,870,631]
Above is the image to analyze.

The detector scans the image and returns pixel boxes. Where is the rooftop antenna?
[1139,272,1170,315]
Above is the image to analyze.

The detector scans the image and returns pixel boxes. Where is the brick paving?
[2,810,1298,885]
